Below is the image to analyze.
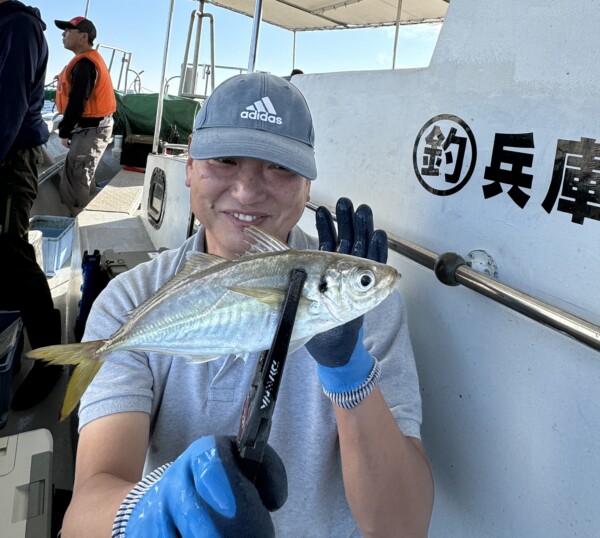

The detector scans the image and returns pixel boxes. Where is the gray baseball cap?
[189,73,317,180]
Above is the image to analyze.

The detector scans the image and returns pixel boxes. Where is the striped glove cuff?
[112,462,172,538]
[322,359,381,409]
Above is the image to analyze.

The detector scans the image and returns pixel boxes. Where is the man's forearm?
[335,388,434,537]
[61,473,136,538]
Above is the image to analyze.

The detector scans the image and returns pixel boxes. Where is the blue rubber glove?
[114,435,287,538]
[306,198,388,407]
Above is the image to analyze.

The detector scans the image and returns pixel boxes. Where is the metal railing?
[179,5,216,99]
[96,44,132,94]
[306,200,600,353]
[180,64,247,99]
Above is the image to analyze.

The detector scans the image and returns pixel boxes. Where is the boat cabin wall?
[141,154,192,249]
[295,0,600,535]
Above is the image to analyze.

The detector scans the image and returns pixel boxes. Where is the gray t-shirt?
[79,225,422,537]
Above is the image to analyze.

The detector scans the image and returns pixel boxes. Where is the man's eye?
[213,158,236,165]
[269,163,294,174]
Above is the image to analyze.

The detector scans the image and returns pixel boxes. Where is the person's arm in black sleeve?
[0,17,40,165]
[58,58,96,139]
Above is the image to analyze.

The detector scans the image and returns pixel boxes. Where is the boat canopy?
[206,0,449,31]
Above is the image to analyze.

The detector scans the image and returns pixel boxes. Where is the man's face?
[61,28,87,52]
[185,157,311,259]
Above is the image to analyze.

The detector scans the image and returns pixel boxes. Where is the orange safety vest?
[56,49,116,117]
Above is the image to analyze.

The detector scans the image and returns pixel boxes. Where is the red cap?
[55,17,97,40]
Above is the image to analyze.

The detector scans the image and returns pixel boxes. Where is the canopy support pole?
[153,0,176,154]
[292,31,297,69]
[247,0,264,73]
[392,0,403,69]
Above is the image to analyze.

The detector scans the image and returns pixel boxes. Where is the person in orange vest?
[54,16,116,216]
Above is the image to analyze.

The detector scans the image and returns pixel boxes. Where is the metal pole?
[153,0,176,154]
[292,31,297,69]
[179,11,199,95]
[208,14,215,92]
[122,52,131,95]
[455,265,600,353]
[247,0,264,73]
[392,0,403,69]
[191,3,205,96]
[84,0,91,18]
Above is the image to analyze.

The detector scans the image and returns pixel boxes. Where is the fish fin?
[60,360,104,421]
[184,251,227,270]
[131,252,229,317]
[132,251,228,312]
[26,340,105,365]
[184,354,221,363]
[227,286,285,306]
[242,226,290,254]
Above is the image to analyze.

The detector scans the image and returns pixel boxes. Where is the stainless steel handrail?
[38,161,64,185]
[161,143,188,151]
[96,45,132,94]
[178,3,216,99]
[306,200,600,353]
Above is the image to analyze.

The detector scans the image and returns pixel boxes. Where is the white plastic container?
[0,429,53,537]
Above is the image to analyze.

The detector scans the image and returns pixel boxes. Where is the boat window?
[147,167,166,230]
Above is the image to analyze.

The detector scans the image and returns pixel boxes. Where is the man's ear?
[185,156,194,187]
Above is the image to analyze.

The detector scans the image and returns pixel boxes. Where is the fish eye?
[357,270,375,291]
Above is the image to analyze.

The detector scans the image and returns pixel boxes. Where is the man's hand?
[60,138,70,148]
[306,198,387,407]
[115,435,287,538]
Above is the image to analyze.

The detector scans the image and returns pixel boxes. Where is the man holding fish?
[57,73,433,536]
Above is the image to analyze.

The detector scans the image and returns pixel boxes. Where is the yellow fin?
[26,340,105,365]
[227,286,286,307]
[60,360,103,420]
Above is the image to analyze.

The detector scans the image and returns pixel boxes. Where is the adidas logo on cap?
[240,97,282,125]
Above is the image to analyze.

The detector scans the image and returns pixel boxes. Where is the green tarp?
[113,92,200,142]
[44,89,200,142]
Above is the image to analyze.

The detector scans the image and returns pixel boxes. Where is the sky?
[33,0,442,94]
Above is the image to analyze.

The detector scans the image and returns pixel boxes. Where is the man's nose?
[231,172,266,203]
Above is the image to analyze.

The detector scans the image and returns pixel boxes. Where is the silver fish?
[27,226,399,419]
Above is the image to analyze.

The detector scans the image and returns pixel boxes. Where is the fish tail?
[24,340,106,421]
[60,359,103,421]
[26,340,105,365]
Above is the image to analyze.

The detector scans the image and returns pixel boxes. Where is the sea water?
[43,99,57,115]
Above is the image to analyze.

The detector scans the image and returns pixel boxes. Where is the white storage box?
[0,429,53,538]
